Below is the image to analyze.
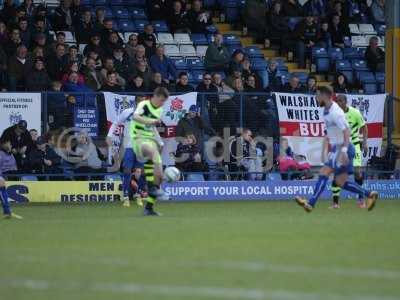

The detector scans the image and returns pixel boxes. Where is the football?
[164,167,181,183]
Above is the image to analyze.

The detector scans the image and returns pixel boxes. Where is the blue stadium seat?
[279,71,290,84]
[125,0,145,7]
[250,58,267,71]
[134,20,149,32]
[203,0,216,8]
[131,8,147,19]
[223,34,241,46]
[277,64,289,72]
[152,20,169,32]
[21,175,38,181]
[336,59,352,71]
[244,46,264,59]
[187,57,205,70]
[288,17,303,31]
[80,0,92,6]
[118,20,135,32]
[103,7,113,18]
[352,59,368,72]
[93,0,107,6]
[206,25,218,33]
[292,72,308,84]
[110,0,124,6]
[113,7,129,19]
[344,47,364,60]
[375,72,385,83]
[376,24,386,35]
[191,71,204,84]
[312,47,329,72]
[358,72,377,94]
[225,6,239,22]
[172,58,188,70]
[186,173,205,181]
[328,47,343,62]
[227,45,243,56]
[191,34,208,45]
[267,172,281,181]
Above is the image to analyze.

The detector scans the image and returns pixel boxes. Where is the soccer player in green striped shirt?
[131,87,169,216]
[331,94,368,209]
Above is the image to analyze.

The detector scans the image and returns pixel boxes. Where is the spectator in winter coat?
[295,14,319,68]
[46,43,68,81]
[83,33,106,58]
[186,0,211,33]
[26,58,51,91]
[53,0,73,31]
[332,73,350,93]
[365,36,385,72]
[28,136,62,174]
[175,134,205,172]
[75,9,94,44]
[150,45,177,82]
[101,71,123,92]
[133,61,153,89]
[168,0,190,33]
[8,45,33,91]
[204,33,230,72]
[83,58,102,91]
[175,72,195,93]
[281,74,305,93]
[126,75,147,93]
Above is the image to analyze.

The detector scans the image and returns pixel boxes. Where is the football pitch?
[1,200,400,300]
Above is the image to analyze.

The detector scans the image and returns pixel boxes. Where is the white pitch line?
[8,254,400,280]
[1,278,399,300]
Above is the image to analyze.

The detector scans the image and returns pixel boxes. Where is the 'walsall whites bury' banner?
[274,93,386,166]
[0,93,42,135]
[103,92,197,165]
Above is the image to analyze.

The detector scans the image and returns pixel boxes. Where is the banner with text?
[74,107,98,137]
[103,92,197,166]
[274,93,386,165]
[5,179,400,202]
[0,93,42,135]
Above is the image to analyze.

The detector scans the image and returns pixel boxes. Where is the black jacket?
[175,82,195,93]
[176,114,216,143]
[26,69,51,91]
[0,125,33,152]
[365,46,385,72]
[46,54,68,80]
[28,145,62,174]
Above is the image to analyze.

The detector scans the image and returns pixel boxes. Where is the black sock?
[333,195,339,205]
[355,177,364,200]
[145,202,153,210]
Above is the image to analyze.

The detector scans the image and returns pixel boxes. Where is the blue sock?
[0,186,11,215]
[308,175,329,207]
[342,181,370,199]
[122,173,131,198]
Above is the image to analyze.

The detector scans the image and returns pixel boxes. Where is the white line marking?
[1,278,399,300]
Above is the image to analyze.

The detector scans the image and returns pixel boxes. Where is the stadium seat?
[125,0,146,7]
[152,20,169,33]
[191,34,208,46]
[227,44,243,55]
[359,24,377,35]
[78,44,87,55]
[203,0,216,8]
[351,35,368,47]
[104,174,121,181]
[94,0,107,7]
[312,47,329,73]
[112,7,129,19]
[157,33,175,44]
[164,44,180,57]
[352,59,368,72]
[206,25,218,33]
[180,44,197,57]
[174,33,192,44]
[328,47,344,62]
[62,31,76,43]
[277,64,289,72]
[223,34,241,46]
[375,72,385,83]
[80,0,92,6]
[225,6,239,22]
[336,59,354,84]
[196,45,208,57]
[118,20,135,32]
[244,46,264,59]
[134,20,148,32]
[131,8,147,19]
[376,24,386,35]
[279,71,290,84]
[343,47,363,60]
[21,175,39,181]
[172,58,188,70]
[191,70,204,84]
[186,173,205,181]
[103,7,113,18]
[288,17,303,31]
[250,58,267,71]
[349,23,360,34]
[187,57,205,70]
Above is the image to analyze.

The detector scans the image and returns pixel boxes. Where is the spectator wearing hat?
[175,72,194,93]
[53,0,73,31]
[83,33,106,59]
[0,120,33,170]
[176,105,216,150]
[204,33,230,72]
[186,0,211,33]
[294,14,319,68]
[8,45,33,91]
[76,9,94,45]
[112,45,132,81]
[46,43,68,80]
[150,45,177,82]
[26,58,51,91]
[28,136,62,175]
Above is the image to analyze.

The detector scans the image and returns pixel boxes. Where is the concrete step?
[262,49,278,57]
[286,62,298,70]
[315,74,326,81]
[289,68,310,74]
[223,30,243,36]
[317,81,332,87]
[240,37,254,46]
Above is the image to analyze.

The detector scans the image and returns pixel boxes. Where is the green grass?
[1,200,400,300]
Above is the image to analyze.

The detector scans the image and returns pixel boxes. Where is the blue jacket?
[149,55,177,80]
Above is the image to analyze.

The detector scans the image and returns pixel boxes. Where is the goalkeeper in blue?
[295,86,378,212]
[107,103,143,207]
